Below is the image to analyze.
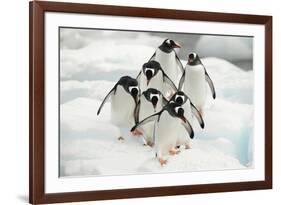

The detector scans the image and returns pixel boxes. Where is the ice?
[60,39,156,81]
[59,30,254,176]
[60,94,250,176]
[195,36,253,61]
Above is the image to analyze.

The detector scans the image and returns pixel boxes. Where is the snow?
[60,29,253,177]
[60,98,245,177]
[60,36,156,81]
[195,36,253,61]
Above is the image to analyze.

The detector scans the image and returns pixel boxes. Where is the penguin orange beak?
[172,42,181,48]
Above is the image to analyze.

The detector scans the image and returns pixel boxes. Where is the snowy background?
[59,28,254,177]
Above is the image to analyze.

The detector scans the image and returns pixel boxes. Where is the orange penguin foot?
[169,148,180,155]
[159,158,167,166]
[131,128,143,136]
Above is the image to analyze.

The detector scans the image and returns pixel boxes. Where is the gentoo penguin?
[131,103,194,165]
[135,88,168,146]
[178,52,216,114]
[148,39,184,96]
[136,60,177,96]
[169,91,204,149]
[97,76,140,139]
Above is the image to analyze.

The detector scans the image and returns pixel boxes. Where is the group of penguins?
[97,39,216,165]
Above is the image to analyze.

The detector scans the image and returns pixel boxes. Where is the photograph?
[59,27,254,177]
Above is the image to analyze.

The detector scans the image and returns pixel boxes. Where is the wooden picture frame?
[29,1,272,204]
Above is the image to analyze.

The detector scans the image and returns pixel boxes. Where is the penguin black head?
[170,91,188,105]
[142,60,162,85]
[188,52,201,66]
[118,76,139,103]
[142,88,162,111]
[159,39,181,53]
[165,103,187,123]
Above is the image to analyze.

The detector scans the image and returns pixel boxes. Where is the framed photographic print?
[29,1,272,204]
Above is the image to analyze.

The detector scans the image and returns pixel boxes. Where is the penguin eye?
[145,68,155,76]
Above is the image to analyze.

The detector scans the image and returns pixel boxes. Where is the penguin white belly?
[176,102,192,147]
[111,86,135,127]
[140,71,163,94]
[185,65,206,109]
[155,49,180,85]
[139,98,163,143]
[155,111,178,156]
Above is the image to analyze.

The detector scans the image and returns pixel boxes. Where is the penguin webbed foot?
[169,148,180,155]
[131,128,143,136]
[159,158,167,166]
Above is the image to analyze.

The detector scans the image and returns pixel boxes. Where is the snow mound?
[201,57,253,104]
[61,41,155,81]
[61,80,115,104]
[195,36,252,61]
[60,97,247,177]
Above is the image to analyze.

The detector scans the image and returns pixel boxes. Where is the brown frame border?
[29,1,272,204]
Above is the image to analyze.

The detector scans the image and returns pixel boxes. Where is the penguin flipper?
[162,96,169,106]
[178,70,186,90]
[190,101,205,129]
[131,111,161,132]
[136,70,142,83]
[174,51,184,72]
[97,85,116,115]
[181,119,194,139]
[149,52,156,61]
[204,69,216,99]
[163,72,177,92]
[134,100,141,124]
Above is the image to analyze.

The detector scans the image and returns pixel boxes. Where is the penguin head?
[118,76,139,103]
[170,91,188,105]
[159,39,181,53]
[188,52,201,65]
[142,60,161,85]
[142,88,162,111]
[166,103,187,123]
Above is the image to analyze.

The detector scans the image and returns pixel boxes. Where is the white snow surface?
[195,36,253,61]
[60,97,246,177]
[59,30,253,177]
